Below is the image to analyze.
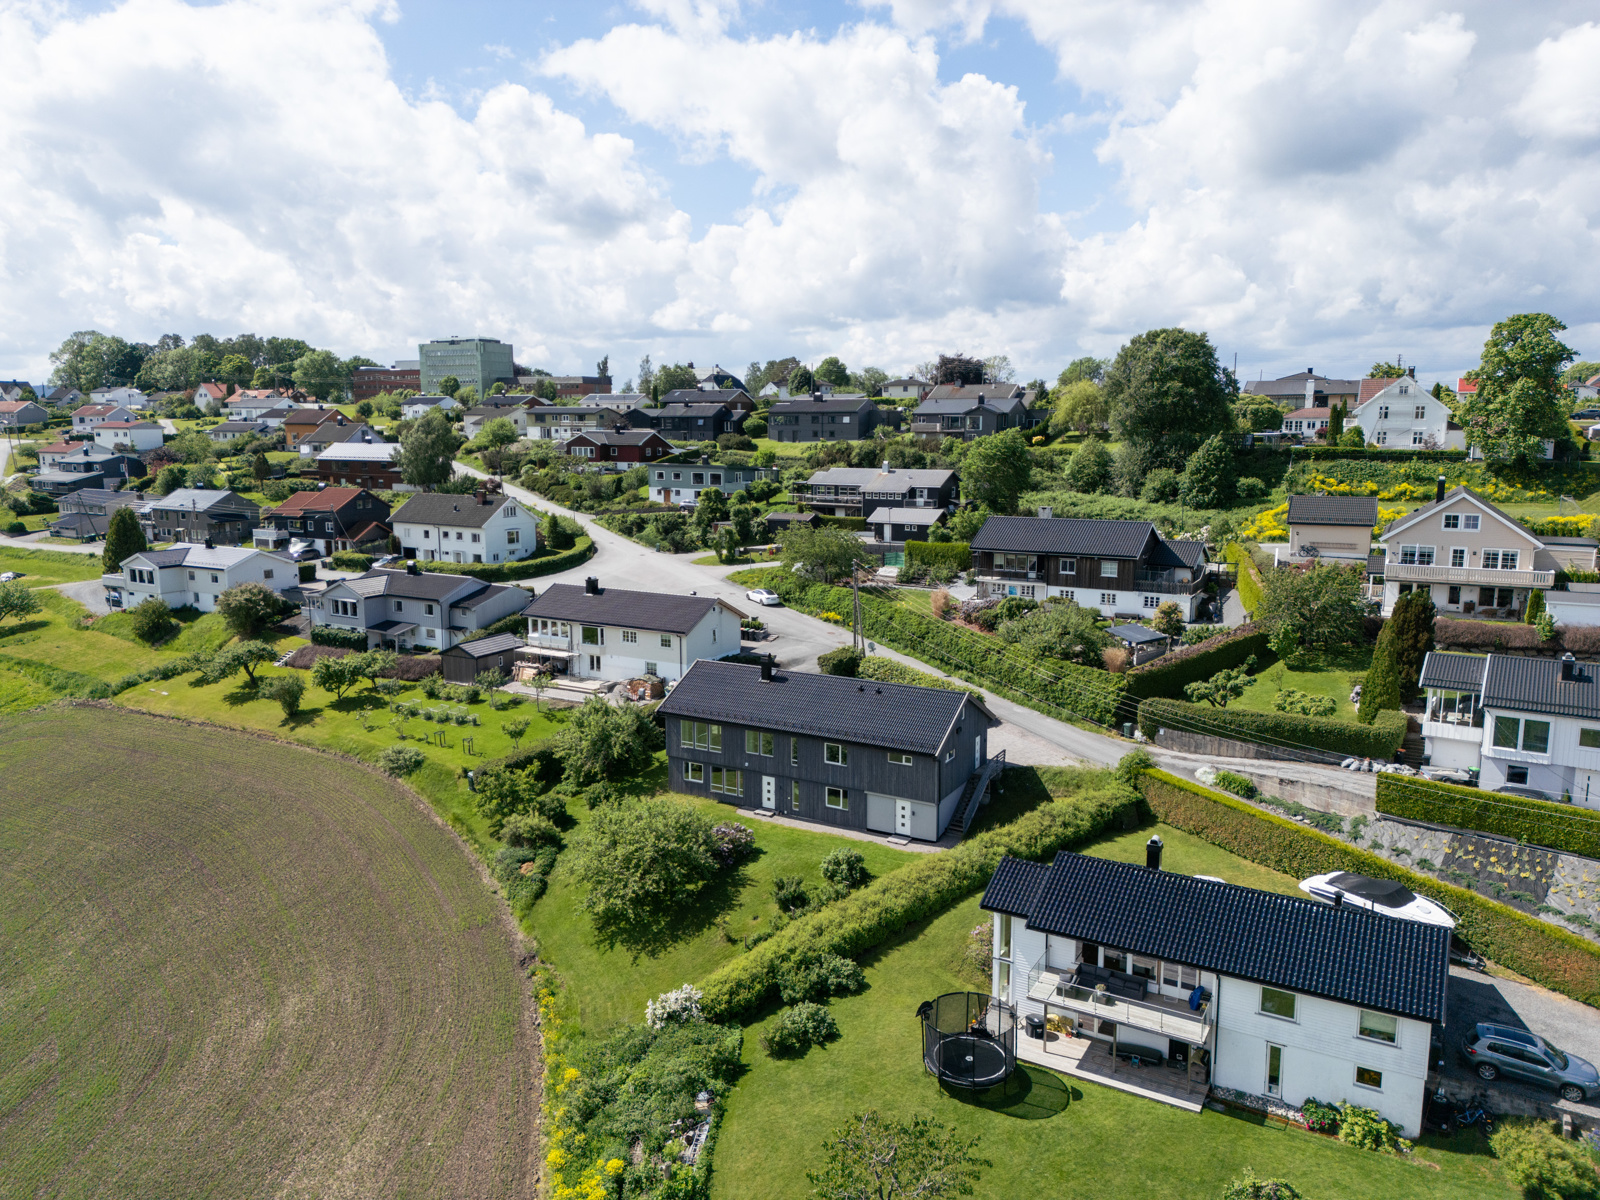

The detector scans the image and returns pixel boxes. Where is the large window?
[1483,549,1520,570]
[1358,1011,1398,1044]
[1100,561,1119,578]
[998,914,1012,958]
[825,743,849,766]
[1581,729,1600,749]
[682,721,721,751]
[1494,717,1551,753]
[888,751,912,766]
[745,730,774,756]
[581,625,603,645]
[621,630,637,643]
[1398,545,1435,566]
[1493,716,1521,749]
[710,767,742,796]
[1260,987,1297,1020]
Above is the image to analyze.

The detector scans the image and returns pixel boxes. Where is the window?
[1131,956,1157,980]
[1412,431,1425,446]
[1355,1066,1383,1091]
[424,603,435,616]
[1266,1044,1284,1097]
[506,529,519,545]
[710,767,743,796]
[1100,561,1118,578]
[1483,549,1519,570]
[423,529,430,539]
[684,761,704,784]
[1161,962,1199,990]
[1260,987,1297,1020]
[1415,404,1427,420]
[188,571,195,580]
[1450,548,1466,567]
[1379,405,1390,420]
[1580,729,1600,749]
[1523,720,1551,754]
[537,619,570,637]
[1398,545,1436,565]
[1059,558,1076,576]
[825,787,847,809]
[425,628,436,639]
[1143,595,1159,608]
[745,730,774,756]
[888,751,912,766]
[791,780,800,808]
[682,721,721,751]
[1447,585,1460,605]
[1100,592,1116,606]
[1358,1011,1398,1044]
[1493,716,1521,749]
[1443,514,1460,529]
[644,661,657,676]
[622,630,637,643]
[997,913,1012,957]
[1375,431,1388,445]
[1398,385,1410,395]
[1508,765,1530,785]
[824,742,849,766]
[1464,514,1481,530]
[790,739,799,766]
[582,625,602,645]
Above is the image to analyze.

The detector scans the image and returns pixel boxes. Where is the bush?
[472,763,563,835]
[1139,769,1600,1006]
[1222,1169,1302,1200]
[570,799,723,934]
[1375,773,1600,859]
[1299,1097,1340,1134]
[817,646,863,676]
[1124,627,1273,707]
[311,625,370,651]
[773,875,809,912]
[500,810,561,848]
[1490,1119,1600,1200]
[1273,688,1337,717]
[1222,543,1264,614]
[761,1002,839,1057]
[820,848,869,890]
[377,744,425,776]
[1139,468,1181,503]
[216,580,294,639]
[904,540,971,575]
[1213,770,1258,798]
[264,673,305,716]
[552,696,661,785]
[778,951,867,1004]
[408,536,595,582]
[1138,697,1408,760]
[711,821,756,865]
[127,597,175,643]
[645,984,704,1030]
[1335,1102,1409,1153]
[330,550,374,571]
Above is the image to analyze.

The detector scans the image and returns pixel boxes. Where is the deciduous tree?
[397,408,464,490]
[815,356,850,388]
[780,524,871,582]
[311,654,365,700]
[291,349,346,401]
[1256,564,1367,659]
[553,696,661,786]
[1051,380,1109,437]
[1179,432,1237,508]
[807,1111,988,1200]
[933,354,984,385]
[203,641,277,686]
[1184,657,1258,708]
[1105,328,1236,489]
[1460,313,1576,462]
[0,579,42,626]
[216,581,291,639]
[960,429,1032,513]
[1151,600,1186,638]
[570,798,722,932]
[1064,435,1111,494]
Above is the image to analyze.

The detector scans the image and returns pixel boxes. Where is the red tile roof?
[1457,377,1478,394]
[268,487,368,514]
[1284,407,1333,421]
[1357,378,1395,405]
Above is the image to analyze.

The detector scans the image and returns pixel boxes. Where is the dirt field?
[0,705,538,1199]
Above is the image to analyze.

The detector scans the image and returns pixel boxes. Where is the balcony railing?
[1025,965,1212,1043]
[1135,572,1203,595]
[1385,562,1554,588]
[526,632,571,649]
[983,567,1038,581]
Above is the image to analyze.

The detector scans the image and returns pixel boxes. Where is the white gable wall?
[1353,380,1462,450]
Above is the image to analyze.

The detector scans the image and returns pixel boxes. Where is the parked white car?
[1300,871,1457,929]
[745,588,782,607]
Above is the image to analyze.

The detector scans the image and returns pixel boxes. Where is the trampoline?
[917,992,1017,1089]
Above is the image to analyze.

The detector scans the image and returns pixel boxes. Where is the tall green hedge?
[1140,770,1600,1006]
[1291,447,1469,463]
[698,772,1138,1022]
[1222,543,1263,614]
[1124,626,1273,705]
[405,536,594,582]
[1137,697,1408,760]
[905,540,971,573]
[311,626,369,651]
[857,655,983,701]
[736,568,1127,725]
[1375,773,1600,859]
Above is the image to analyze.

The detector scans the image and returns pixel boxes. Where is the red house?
[562,428,675,471]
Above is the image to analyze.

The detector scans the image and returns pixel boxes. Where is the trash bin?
[1025,1013,1046,1040]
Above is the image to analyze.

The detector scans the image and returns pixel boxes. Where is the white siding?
[543,603,743,684]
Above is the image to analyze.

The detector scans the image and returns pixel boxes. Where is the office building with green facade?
[419,337,515,396]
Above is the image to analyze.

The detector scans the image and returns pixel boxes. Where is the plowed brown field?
[0,706,537,1199]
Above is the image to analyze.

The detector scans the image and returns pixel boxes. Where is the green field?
[1234,645,1372,722]
[0,706,538,1199]
[0,545,106,586]
[712,816,1513,1200]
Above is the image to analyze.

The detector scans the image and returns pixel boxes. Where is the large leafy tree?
[933,354,984,385]
[1460,313,1576,462]
[961,429,1033,513]
[292,349,347,400]
[815,356,850,388]
[554,696,661,786]
[1104,328,1236,487]
[102,506,147,573]
[996,599,1109,667]
[1051,379,1109,437]
[808,1111,988,1200]
[1064,436,1112,494]
[1256,563,1367,662]
[49,331,145,391]
[0,579,42,627]
[1058,357,1108,386]
[1178,432,1236,508]
[398,408,465,489]
[781,525,872,582]
[1368,362,1406,378]
[202,641,278,687]
[655,362,699,392]
[216,581,292,639]
[570,799,722,937]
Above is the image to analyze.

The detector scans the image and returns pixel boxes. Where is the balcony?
[1386,561,1554,589]
[984,567,1038,581]
[1135,571,1203,595]
[527,631,571,649]
[1026,965,1212,1044]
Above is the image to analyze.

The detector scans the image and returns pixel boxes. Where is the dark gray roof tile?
[1482,654,1600,719]
[972,515,1157,560]
[392,492,515,529]
[1287,495,1380,526]
[1418,651,1487,692]
[446,632,528,658]
[521,583,724,634]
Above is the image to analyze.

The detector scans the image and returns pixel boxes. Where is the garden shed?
[439,632,528,684]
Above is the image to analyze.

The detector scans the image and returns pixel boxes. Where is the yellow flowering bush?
[1240,503,1288,542]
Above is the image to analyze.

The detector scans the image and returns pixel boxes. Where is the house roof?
[1282,407,1332,421]
[926,383,1024,402]
[864,507,945,524]
[1379,485,1541,547]
[769,395,874,414]
[972,515,1157,560]
[0,400,43,413]
[462,405,524,419]
[316,441,398,462]
[529,406,623,419]
[521,582,728,634]
[443,632,527,659]
[144,488,256,513]
[392,492,512,529]
[654,403,736,419]
[209,421,268,433]
[1106,623,1169,645]
[268,488,370,515]
[284,407,342,426]
[983,852,1451,1022]
[1418,651,1488,692]
[566,429,671,446]
[803,466,957,492]
[1287,495,1380,526]
[915,395,1025,416]
[96,421,159,430]
[1241,372,1361,399]
[659,659,996,757]
[126,542,286,571]
[74,404,127,418]
[763,511,817,524]
[37,441,77,454]
[341,567,498,603]
[50,512,109,535]
[1482,654,1600,720]
[660,388,751,407]
[33,470,104,484]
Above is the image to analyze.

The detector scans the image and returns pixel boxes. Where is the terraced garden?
[0,706,538,1200]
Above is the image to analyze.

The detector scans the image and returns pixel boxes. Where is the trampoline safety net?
[918,991,1016,1089]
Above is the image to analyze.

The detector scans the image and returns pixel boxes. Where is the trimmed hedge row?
[905,540,971,573]
[1124,625,1273,703]
[1140,770,1600,1006]
[1435,617,1600,655]
[1222,543,1263,614]
[311,626,370,651]
[402,537,594,582]
[740,568,1127,725]
[1137,697,1408,760]
[857,655,983,701]
[1291,447,1469,462]
[1375,772,1600,859]
[698,773,1139,1021]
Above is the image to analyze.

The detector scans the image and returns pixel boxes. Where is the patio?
[1016,1025,1208,1113]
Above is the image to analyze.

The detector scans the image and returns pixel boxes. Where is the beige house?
[1376,481,1597,618]
[1285,495,1377,563]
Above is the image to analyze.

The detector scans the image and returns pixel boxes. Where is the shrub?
[216,580,294,639]
[377,744,425,775]
[761,1002,839,1057]
[820,848,869,890]
[1490,1119,1600,1200]
[1138,697,1408,760]
[472,764,563,835]
[1335,1102,1409,1153]
[552,696,661,786]
[264,673,305,716]
[1300,1098,1340,1134]
[1222,543,1263,614]
[127,597,175,643]
[570,799,723,934]
[1124,626,1273,707]
[904,540,971,575]
[1273,688,1337,717]
[329,550,374,571]
[645,984,705,1030]
[817,646,863,676]
[773,875,809,912]
[1222,1169,1302,1200]
[500,810,561,848]
[1213,770,1258,798]
[1139,769,1600,1006]
[310,625,369,651]
[711,821,756,865]
[1375,773,1600,859]
[777,952,866,1004]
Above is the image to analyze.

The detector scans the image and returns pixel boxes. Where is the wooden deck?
[1017,1028,1208,1113]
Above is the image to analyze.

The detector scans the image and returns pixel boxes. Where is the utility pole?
[851,569,864,655]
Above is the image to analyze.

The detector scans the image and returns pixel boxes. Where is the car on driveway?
[0,571,23,582]
[745,588,781,607]
[1461,1022,1600,1102]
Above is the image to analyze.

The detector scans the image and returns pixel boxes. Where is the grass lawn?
[0,545,107,586]
[712,824,1513,1200]
[528,791,918,1034]
[1234,644,1373,722]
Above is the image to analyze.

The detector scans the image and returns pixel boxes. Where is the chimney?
[1563,653,1578,682]
[1436,475,1446,504]
[584,576,600,595]
[1407,366,1416,379]
[1145,834,1163,871]
[1038,505,1052,520]
[406,560,420,575]
[203,536,213,549]
[760,654,774,682]
[1307,367,1314,376]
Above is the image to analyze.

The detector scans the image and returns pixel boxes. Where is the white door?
[762,776,776,810]
[896,800,912,836]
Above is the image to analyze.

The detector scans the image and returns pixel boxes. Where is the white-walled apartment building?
[982,850,1448,1138]
[520,578,743,683]
[102,543,295,613]
[394,491,540,565]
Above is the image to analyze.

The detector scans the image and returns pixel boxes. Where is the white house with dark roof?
[982,849,1449,1136]
[309,564,527,651]
[102,543,296,612]
[789,464,960,518]
[1350,372,1464,450]
[649,458,763,506]
[520,577,742,682]
[393,490,539,564]
[399,394,462,420]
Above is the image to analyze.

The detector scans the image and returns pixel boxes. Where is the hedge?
[905,540,971,574]
[1124,625,1274,705]
[857,655,983,701]
[735,568,1127,726]
[698,772,1139,1021]
[311,626,370,651]
[1375,772,1600,859]
[1137,697,1408,760]
[329,550,374,571]
[1139,770,1600,1006]
[1290,447,1470,463]
[404,536,594,582]
[1435,617,1600,656]
[1222,543,1263,614]
[817,516,868,532]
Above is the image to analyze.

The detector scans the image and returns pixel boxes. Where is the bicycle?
[1455,1096,1497,1136]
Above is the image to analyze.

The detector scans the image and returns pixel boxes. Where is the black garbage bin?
[1024,1013,1046,1040]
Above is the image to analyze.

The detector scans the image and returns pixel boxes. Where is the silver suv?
[1461,1023,1599,1102]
